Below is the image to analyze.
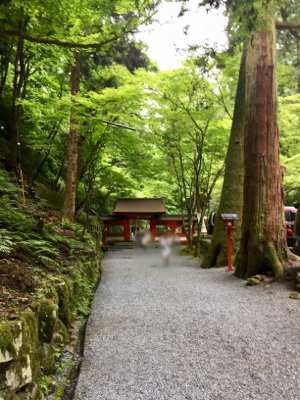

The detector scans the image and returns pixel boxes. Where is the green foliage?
[0,320,17,355]
[180,246,196,256]
[279,91,300,204]
[39,375,55,395]
[38,300,57,343]
[141,58,232,215]
[0,229,14,255]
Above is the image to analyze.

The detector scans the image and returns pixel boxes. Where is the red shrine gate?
[100,198,197,243]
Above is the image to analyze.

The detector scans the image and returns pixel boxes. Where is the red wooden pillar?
[104,227,108,246]
[227,229,232,271]
[172,222,176,233]
[124,216,130,242]
[150,215,155,240]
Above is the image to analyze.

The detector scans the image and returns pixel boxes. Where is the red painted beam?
[124,216,130,241]
[104,221,125,226]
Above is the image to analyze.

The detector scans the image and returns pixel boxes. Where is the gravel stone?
[74,249,300,400]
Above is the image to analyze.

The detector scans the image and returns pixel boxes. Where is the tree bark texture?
[62,52,81,223]
[235,10,291,279]
[194,211,204,258]
[186,212,193,246]
[202,52,245,269]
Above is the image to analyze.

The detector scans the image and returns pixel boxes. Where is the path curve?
[74,249,300,400]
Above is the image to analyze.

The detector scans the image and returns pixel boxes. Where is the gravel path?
[74,249,300,400]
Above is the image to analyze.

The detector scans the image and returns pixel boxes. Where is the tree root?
[201,243,222,269]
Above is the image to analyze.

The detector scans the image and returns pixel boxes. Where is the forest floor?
[74,248,300,400]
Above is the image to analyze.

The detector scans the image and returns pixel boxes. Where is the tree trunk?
[202,52,245,269]
[52,150,67,192]
[194,211,204,257]
[187,212,193,246]
[235,9,292,279]
[62,52,81,223]
[9,37,23,171]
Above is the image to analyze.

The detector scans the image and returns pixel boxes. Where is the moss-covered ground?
[0,166,101,319]
[0,166,102,399]
[180,241,210,258]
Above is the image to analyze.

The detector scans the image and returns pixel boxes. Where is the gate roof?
[113,198,166,214]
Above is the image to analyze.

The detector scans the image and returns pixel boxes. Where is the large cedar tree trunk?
[235,10,291,279]
[62,52,81,223]
[202,52,245,269]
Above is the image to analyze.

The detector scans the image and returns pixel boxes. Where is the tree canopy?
[0,0,300,265]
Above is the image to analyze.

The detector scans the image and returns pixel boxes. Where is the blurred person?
[159,230,173,265]
[135,228,150,252]
[141,229,151,250]
[134,227,141,245]
[131,225,136,239]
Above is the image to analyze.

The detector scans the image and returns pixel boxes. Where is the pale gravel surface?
[74,249,300,400]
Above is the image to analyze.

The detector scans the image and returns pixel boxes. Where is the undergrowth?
[179,241,210,257]
[0,165,100,317]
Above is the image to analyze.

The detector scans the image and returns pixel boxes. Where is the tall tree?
[202,51,245,268]
[62,52,80,222]
[235,5,290,278]
[198,0,300,276]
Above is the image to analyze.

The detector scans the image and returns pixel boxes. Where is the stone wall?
[0,261,100,400]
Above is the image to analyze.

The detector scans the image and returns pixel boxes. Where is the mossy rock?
[0,321,20,358]
[4,394,20,400]
[84,261,100,283]
[53,319,69,345]
[44,286,59,305]
[73,272,89,307]
[19,382,44,400]
[19,311,40,379]
[40,343,55,376]
[245,277,261,286]
[296,272,300,283]
[72,262,100,310]
[289,292,300,300]
[56,278,73,328]
[254,274,266,281]
[38,300,57,343]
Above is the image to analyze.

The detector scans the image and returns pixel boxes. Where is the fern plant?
[0,229,14,255]
[25,240,60,257]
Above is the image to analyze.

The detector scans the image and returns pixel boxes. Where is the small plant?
[39,375,55,395]
[53,345,67,373]
[0,229,14,255]
[53,345,62,359]
[76,304,90,316]
[55,359,67,373]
